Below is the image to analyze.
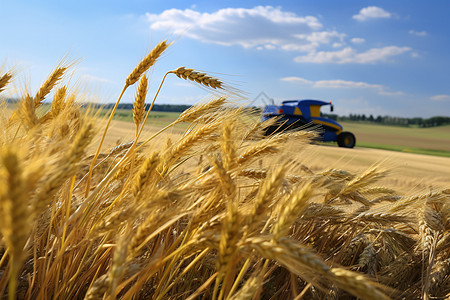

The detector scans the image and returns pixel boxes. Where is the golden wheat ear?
[171,67,224,90]
[34,66,67,108]
[0,147,30,300]
[0,72,13,94]
[126,40,171,87]
[132,74,148,131]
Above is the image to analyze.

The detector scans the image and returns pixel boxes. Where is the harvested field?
[107,120,450,194]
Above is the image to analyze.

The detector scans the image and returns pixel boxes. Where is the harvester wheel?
[337,132,356,148]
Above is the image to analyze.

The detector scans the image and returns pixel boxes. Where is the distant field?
[94,108,181,126]
[92,107,450,157]
[340,122,450,157]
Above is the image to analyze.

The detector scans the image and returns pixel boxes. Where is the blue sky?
[1,1,450,117]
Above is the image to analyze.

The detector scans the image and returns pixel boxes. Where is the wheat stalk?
[85,40,170,197]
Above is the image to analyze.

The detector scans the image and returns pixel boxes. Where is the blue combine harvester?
[261,99,356,148]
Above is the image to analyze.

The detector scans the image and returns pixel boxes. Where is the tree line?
[3,99,450,127]
[322,113,450,127]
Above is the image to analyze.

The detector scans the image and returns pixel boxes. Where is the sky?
[1,0,450,118]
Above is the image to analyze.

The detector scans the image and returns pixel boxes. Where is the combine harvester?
[261,99,356,148]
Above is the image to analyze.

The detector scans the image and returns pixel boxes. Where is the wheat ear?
[171,67,223,89]
[51,86,67,115]
[35,122,94,213]
[247,166,286,230]
[330,268,390,300]
[34,67,67,108]
[176,97,226,123]
[272,184,312,240]
[126,40,170,86]
[132,152,159,200]
[0,147,30,300]
[20,95,39,129]
[0,72,13,93]
[132,74,148,133]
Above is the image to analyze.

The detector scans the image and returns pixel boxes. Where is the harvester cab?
[261,99,356,148]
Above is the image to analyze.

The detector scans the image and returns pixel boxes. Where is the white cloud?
[430,94,450,101]
[294,46,411,64]
[145,6,352,52]
[353,6,392,21]
[281,76,403,96]
[81,74,112,84]
[281,77,313,85]
[146,6,412,65]
[409,30,427,36]
[351,37,365,44]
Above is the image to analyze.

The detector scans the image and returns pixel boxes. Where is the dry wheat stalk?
[132,74,148,130]
[171,67,223,89]
[126,40,170,86]
[34,67,67,108]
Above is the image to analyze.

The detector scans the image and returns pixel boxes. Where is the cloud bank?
[146,6,411,64]
[281,76,403,96]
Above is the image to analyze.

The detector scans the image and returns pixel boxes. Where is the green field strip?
[355,141,450,158]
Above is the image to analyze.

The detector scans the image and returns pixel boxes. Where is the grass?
[1,43,449,300]
[340,121,450,154]
[355,141,450,157]
[94,108,181,126]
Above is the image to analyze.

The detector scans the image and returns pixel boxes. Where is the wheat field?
[0,42,449,300]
